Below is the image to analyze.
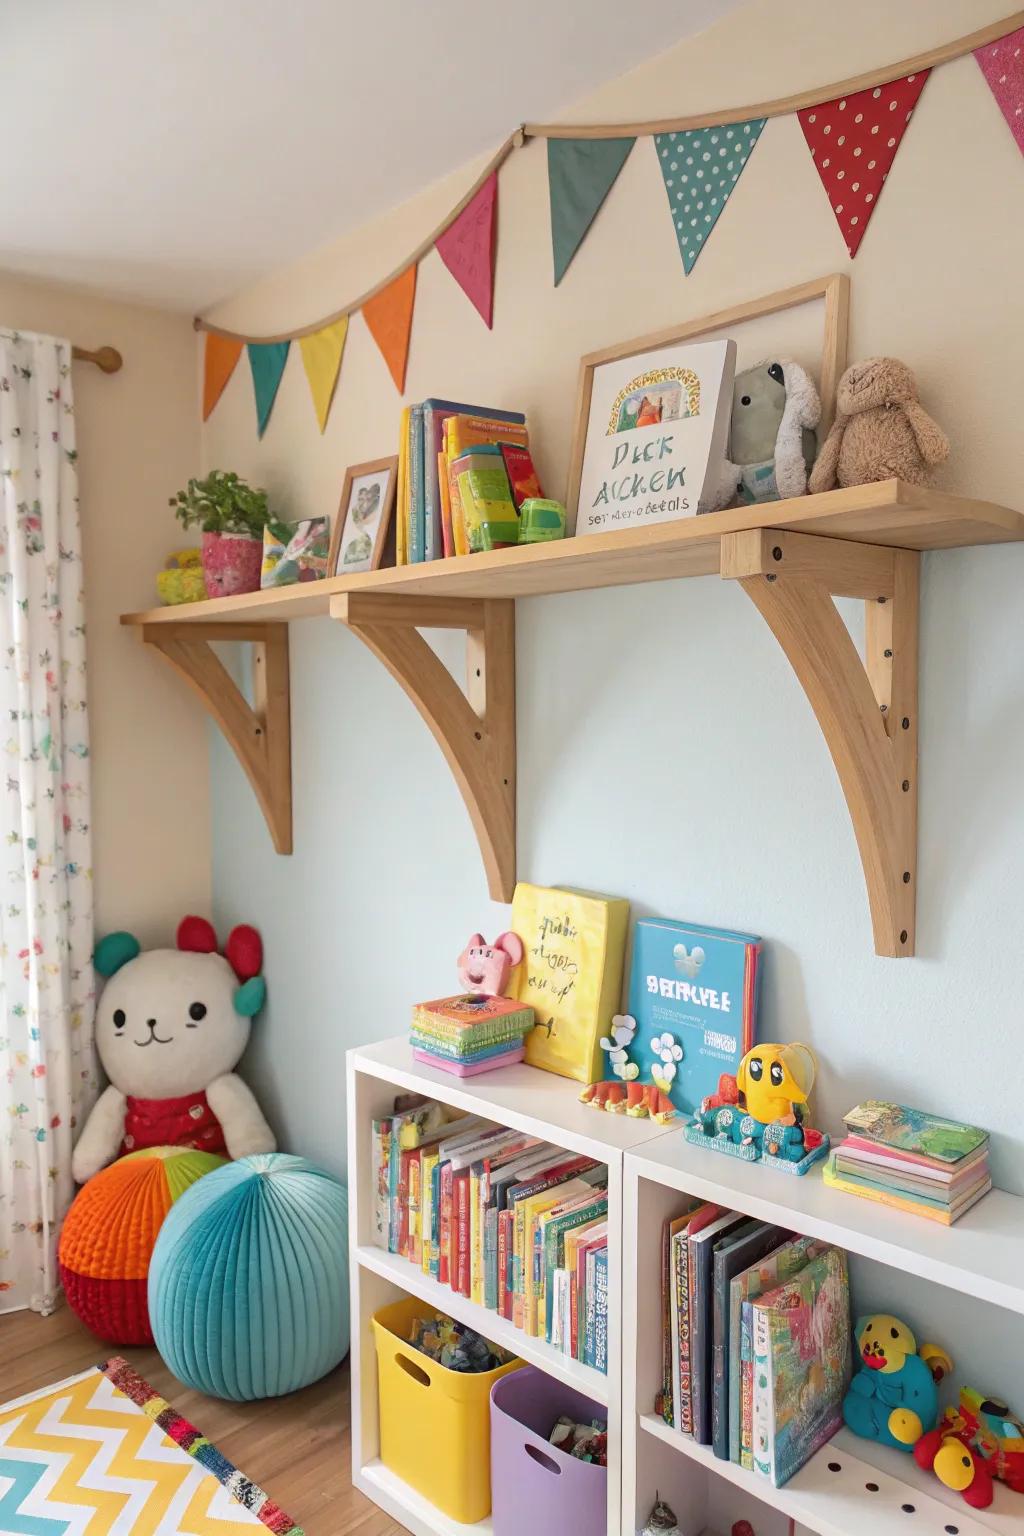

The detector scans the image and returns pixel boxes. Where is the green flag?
[548,137,635,286]
[654,119,765,274]
[247,341,290,437]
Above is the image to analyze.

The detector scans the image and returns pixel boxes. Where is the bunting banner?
[975,25,1024,156]
[247,340,290,437]
[203,334,243,421]
[436,172,498,327]
[299,318,349,432]
[193,11,1024,434]
[362,265,417,393]
[548,137,635,285]
[654,119,765,273]
[798,72,930,257]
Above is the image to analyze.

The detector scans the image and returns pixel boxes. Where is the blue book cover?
[422,399,525,559]
[710,1221,780,1460]
[689,1212,747,1444]
[625,918,762,1116]
[593,1247,608,1374]
[409,404,425,563]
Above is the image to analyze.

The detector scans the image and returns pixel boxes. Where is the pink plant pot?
[201,531,263,598]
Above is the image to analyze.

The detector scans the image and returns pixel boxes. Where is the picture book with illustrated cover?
[751,1246,851,1487]
[626,918,761,1117]
[710,1220,782,1460]
[842,1102,989,1163]
[733,1234,821,1466]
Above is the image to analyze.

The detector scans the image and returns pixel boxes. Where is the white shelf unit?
[346,1035,676,1536]
[621,1131,1024,1536]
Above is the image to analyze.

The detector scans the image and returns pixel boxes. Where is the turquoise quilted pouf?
[149,1153,349,1400]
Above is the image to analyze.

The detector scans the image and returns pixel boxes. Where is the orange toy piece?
[580,1079,676,1123]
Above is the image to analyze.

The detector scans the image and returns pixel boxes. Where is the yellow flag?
[299,318,348,432]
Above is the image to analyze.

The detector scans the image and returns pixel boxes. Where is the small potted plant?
[170,470,280,598]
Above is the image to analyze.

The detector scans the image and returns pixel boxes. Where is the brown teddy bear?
[809,357,949,493]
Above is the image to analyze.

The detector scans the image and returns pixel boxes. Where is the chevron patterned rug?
[0,1359,303,1535]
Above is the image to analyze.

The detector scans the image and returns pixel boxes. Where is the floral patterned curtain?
[0,330,95,1315]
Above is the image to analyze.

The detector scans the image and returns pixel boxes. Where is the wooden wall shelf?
[125,481,1024,953]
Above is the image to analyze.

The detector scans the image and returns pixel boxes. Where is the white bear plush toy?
[72,916,276,1184]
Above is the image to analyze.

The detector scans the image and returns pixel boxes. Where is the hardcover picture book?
[574,338,736,535]
[842,1102,989,1163]
[626,918,761,1116]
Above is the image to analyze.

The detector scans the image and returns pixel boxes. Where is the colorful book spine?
[407,1151,422,1265]
[751,1300,772,1479]
[421,1148,439,1274]
[370,1118,390,1249]
[593,1248,608,1374]
[740,1299,756,1469]
[438,450,454,557]
[583,1249,598,1367]
[409,405,425,563]
[676,1234,693,1434]
[396,407,410,567]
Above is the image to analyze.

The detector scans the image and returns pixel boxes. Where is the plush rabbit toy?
[809,357,949,492]
[72,916,276,1184]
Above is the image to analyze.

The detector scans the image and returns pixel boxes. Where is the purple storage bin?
[490,1367,607,1536]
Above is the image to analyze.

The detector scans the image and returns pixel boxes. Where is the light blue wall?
[211,543,1024,1196]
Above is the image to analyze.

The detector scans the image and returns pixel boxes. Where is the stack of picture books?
[824,1101,991,1225]
[410,992,535,1077]
[396,399,542,562]
[371,1097,610,1373]
[657,1204,850,1488]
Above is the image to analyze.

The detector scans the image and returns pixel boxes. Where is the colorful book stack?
[824,1100,991,1225]
[371,1097,611,1373]
[657,1204,850,1487]
[396,399,542,562]
[411,993,535,1077]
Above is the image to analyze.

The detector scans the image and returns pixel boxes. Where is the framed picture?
[328,455,398,576]
[565,273,849,534]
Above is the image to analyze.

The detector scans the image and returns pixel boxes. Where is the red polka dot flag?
[798,72,930,257]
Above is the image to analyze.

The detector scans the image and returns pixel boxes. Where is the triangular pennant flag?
[547,137,635,285]
[435,173,498,327]
[975,26,1024,157]
[299,318,349,433]
[202,333,243,420]
[362,265,417,393]
[654,119,765,274]
[247,341,290,437]
[799,72,929,257]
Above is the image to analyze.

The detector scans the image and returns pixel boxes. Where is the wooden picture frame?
[564,273,849,530]
[328,456,399,577]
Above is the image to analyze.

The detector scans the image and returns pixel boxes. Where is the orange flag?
[202,333,243,420]
[362,265,417,393]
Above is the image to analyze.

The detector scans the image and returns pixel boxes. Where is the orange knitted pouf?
[59,1146,226,1345]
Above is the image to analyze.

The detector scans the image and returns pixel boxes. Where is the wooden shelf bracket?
[332,594,516,901]
[140,621,292,854]
[720,528,919,957]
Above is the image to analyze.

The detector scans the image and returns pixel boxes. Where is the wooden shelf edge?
[122,482,1024,625]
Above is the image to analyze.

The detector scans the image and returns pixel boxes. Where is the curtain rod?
[72,345,122,373]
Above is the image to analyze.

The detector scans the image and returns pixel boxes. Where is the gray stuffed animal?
[706,358,821,511]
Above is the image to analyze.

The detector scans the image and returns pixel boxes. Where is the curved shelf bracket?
[140,621,292,854]
[332,593,516,901]
[721,528,918,957]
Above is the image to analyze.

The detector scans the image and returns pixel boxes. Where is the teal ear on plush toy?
[234,976,266,1017]
[94,932,141,977]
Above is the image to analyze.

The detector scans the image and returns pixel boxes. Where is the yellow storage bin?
[371,1297,522,1523]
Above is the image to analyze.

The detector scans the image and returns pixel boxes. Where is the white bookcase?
[346,1038,1024,1536]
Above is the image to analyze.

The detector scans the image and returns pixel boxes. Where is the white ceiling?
[6,0,740,313]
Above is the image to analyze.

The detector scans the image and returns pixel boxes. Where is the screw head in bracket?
[884,648,893,659]
[901,717,910,730]
[765,573,777,583]
[772,546,783,561]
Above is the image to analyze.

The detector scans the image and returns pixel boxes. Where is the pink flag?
[975,26,1024,157]
[435,172,498,328]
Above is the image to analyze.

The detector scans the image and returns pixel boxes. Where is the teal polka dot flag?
[654,118,766,273]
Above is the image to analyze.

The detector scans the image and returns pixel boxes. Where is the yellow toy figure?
[736,1043,816,1126]
[843,1314,952,1452]
[686,1040,829,1174]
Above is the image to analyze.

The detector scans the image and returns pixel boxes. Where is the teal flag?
[654,119,765,274]
[247,341,290,437]
[548,136,635,286]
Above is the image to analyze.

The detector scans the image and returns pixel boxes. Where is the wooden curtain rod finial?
[73,344,123,374]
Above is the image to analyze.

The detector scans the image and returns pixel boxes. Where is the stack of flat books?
[824,1101,991,1225]
[410,993,534,1077]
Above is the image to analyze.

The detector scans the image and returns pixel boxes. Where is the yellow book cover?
[444,414,528,460]
[408,1151,422,1266]
[396,406,411,567]
[469,1160,486,1305]
[448,454,470,557]
[512,884,631,1083]
[421,1147,439,1274]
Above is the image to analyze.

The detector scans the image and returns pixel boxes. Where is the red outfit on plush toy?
[121,1089,227,1156]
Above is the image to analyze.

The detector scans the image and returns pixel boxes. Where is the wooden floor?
[0,1304,405,1536]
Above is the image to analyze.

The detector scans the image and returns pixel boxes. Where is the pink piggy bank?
[458,932,524,997]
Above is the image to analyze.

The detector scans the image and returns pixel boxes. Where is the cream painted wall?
[0,274,209,936]
[200,0,1024,1393]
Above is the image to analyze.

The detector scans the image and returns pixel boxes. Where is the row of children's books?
[824,1100,992,1226]
[657,1201,851,1488]
[396,399,542,562]
[372,1096,609,1373]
